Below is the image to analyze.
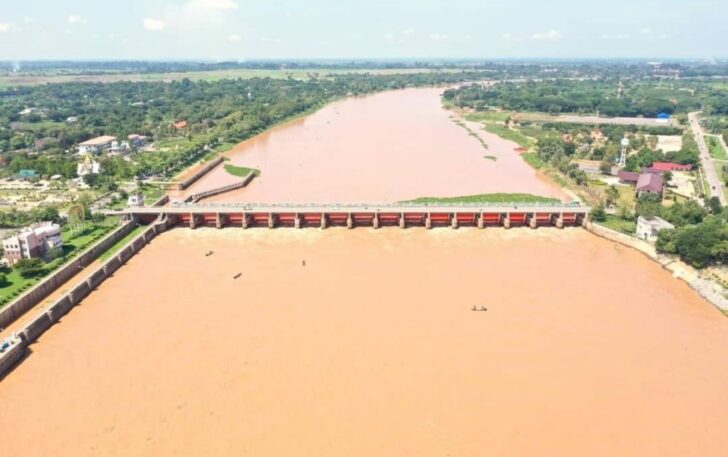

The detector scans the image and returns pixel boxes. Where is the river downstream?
[2,88,728,457]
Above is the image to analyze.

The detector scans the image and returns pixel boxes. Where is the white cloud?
[640,27,653,34]
[228,34,242,42]
[600,34,630,40]
[502,32,525,43]
[67,15,88,25]
[531,30,562,41]
[383,32,394,41]
[187,0,239,10]
[429,33,449,42]
[143,18,166,31]
[0,23,12,33]
[402,28,416,35]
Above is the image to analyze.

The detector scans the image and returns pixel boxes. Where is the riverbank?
[587,222,728,313]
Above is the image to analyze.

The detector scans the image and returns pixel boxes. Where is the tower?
[617,80,624,99]
[618,137,629,168]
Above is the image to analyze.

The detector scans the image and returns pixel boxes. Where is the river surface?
[3,88,728,457]
[180,87,568,203]
[2,229,728,457]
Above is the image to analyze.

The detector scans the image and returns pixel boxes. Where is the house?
[636,216,675,242]
[2,222,63,265]
[128,134,148,148]
[651,162,692,172]
[173,120,188,130]
[618,170,640,184]
[66,116,79,124]
[78,135,117,155]
[572,159,603,174]
[636,173,664,197]
[17,169,39,181]
[656,113,671,123]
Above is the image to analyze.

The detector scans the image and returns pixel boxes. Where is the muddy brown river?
[2,88,728,457]
[181,88,569,203]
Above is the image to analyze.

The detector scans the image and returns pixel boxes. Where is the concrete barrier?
[22,313,52,344]
[0,220,138,331]
[0,342,26,379]
[173,156,225,191]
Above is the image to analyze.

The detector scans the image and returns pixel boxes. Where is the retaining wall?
[174,156,225,191]
[0,220,138,331]
[0,219,171,379]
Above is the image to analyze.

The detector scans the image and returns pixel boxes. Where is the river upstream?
[2,88,728,457]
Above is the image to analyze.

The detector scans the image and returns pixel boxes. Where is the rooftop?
[636,173,664,193]
[79,135,117,147]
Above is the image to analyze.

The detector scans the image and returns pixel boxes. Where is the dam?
[112,202,589,229]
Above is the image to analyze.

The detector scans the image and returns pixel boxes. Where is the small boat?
[233,273,242,279]
[205,250,214,257]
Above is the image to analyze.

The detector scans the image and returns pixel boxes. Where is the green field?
[99,225,148,262]
[483,124,532,148]
[0,67,459,87]
[600,214,637,234]
[0,220,120,307]
[403,193,561,204]
[707,136,727,160]
[224,164,261,177]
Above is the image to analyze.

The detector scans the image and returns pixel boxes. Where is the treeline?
[0,71,492,180]
[444,79,728,117]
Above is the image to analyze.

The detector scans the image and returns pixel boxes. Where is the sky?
[0,0,726,60]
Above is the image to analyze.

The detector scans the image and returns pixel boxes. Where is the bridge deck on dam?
[109,202,590,229]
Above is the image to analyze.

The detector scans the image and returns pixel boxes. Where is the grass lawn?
[464,110,514,123]
[601,214,637,234]
[0,220,120,307]
[141,185,165,203]
[484,124,532,148]
[403,193,562,204]
[224,164,261,178]
[99,225,148,262]
[521,152,544,169]
[707,136,727,160]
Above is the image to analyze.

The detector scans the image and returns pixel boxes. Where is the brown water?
[181,88,568,203]
[3,89,728,456]
[2,228,728,457]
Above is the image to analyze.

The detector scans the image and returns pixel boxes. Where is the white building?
[636,216,675,242]
[77,154,101,176]
[2,222,63,265]
[77,135,117,155]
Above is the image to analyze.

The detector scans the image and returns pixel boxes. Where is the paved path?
[689,112,726,205]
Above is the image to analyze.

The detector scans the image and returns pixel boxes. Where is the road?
[515,112,675,127]
[689,112,727,205]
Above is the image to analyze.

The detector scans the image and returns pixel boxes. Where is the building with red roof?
[651,162,692,172]
[636,173,664,197]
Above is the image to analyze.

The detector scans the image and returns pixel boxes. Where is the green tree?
[635,193,663,219]
[604,185,620,207]
[14,258,46,278]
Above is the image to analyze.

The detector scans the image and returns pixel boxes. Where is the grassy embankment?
[98,224,149,262]
[224,164,261,178]
[0,219,120,307]
[403,193,560,204]
[707,136,727,160]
